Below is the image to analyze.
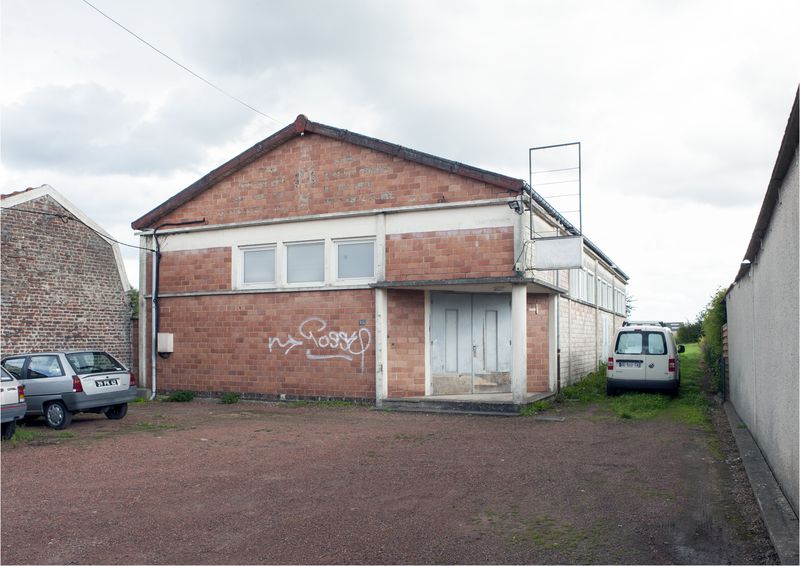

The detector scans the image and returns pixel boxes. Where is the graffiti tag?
[268,317,372,369]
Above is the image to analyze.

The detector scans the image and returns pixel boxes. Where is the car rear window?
[66,352,125,374]
[615,331,668,355]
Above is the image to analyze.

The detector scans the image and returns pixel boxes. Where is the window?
[336,239,375,280]
[66,352,124,374]
[616,332,643,355]
[286,241,324,284]
[2,358,24,378]
[241,245,275,285]
[647,333,667,355]
[28,355,63,379]
[615,332,667,355]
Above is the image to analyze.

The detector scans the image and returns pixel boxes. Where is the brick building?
[1,185,133,367]
[131,116,627,405]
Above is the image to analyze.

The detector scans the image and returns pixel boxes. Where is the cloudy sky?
[2,0,798,321]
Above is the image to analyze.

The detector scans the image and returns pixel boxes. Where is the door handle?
[472,345,477,355]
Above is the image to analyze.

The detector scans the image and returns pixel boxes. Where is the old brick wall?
[386,290,425,397]
[146,248,231,294]
[526,294,550,393]
[0,196,132,365]
[153,133,513,229]
[153,290,375,399]
[385,227,514,281]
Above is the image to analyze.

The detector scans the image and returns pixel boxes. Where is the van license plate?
[96,379,119,387]
[618,361,641,368]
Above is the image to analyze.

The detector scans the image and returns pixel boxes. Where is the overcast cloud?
[1,0,798,322]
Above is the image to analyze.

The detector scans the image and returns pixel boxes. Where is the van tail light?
[607,357,614,371]
[668,358,676,373]
[17,385,24,401]
[72,375,84,393]
[129,370,136,388]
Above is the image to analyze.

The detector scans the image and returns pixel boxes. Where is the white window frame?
[285,239,327,287]
[237,244,277,289]
[332,237,377,284]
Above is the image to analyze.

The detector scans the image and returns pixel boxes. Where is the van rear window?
[66,352,124,374]
[615,332,668,355]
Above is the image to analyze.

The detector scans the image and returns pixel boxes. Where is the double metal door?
[430,292,512,395]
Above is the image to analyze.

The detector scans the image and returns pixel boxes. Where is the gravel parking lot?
[1,399,776,564]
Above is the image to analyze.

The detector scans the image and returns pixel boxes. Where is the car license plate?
[96,378,119,387]
[618,361,641,368]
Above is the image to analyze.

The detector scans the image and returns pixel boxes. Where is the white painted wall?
[726,148,799,514]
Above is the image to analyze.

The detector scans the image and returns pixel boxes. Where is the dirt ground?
[1,398,777,565]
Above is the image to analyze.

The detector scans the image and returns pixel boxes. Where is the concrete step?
[381,398,520,416]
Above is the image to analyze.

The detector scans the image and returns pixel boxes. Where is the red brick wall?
[153,290,375,399]
[153,134,512,228]
[0,195,132,366]
[150,248,231,294]
[527,295,550,393]
[387,290,425,397]
[385,227,515,281]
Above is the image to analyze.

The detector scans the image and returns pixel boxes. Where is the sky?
[2,0,798,322]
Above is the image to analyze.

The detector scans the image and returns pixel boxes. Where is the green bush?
[219,392,240,404]
[700,289,727,390]
[676,320,702,343]
[165,390,195,402]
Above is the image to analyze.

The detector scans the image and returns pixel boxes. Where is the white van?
[606,323,685,396]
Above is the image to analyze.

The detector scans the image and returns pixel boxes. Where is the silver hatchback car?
[0,351,137,429]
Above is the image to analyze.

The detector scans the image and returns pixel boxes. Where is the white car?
[1,366,26,439]
[1,351,137,429]
[606,323,685,396]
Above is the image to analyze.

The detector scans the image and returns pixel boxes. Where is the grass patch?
[131,396,149,404]
[7,425,45,446]
[537,344,710,425]
[519,399,554,416]
[556,365,607,403]
[164,390,195,402]
[219,392,241,404]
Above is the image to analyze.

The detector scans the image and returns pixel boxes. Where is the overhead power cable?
[78,0,285,126]
[0,205,155,252]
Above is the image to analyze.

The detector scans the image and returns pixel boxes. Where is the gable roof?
[131,115,524,231]
[1,184,131,291]
[131,115,628,281]
[730,86,799,288]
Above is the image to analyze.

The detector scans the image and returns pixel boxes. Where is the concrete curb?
[724,402,799,564]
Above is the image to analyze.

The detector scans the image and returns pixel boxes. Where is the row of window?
[239,238,376,288]
[569,268,626,315]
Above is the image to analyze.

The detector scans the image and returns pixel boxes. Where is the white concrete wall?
[726,148,799,515]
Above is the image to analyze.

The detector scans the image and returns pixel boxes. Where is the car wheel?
[105,403,128,420]
[1,421,16,440]
[44,401,72,430]
[606,383,617,396]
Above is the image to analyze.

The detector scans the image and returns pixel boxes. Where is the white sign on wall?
[533,235,583,270]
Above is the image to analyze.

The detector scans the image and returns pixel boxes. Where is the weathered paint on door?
[430,292,512,395]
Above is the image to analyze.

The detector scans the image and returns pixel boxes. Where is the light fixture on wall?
[508,199,523,214]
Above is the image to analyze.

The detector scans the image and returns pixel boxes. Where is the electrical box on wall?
[157,332,174,359]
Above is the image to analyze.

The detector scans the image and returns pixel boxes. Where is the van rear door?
[644,332,670,383]
[613,331,646,380]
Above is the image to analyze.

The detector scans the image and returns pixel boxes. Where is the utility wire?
[0,206,155,252]
[78,0,285,126]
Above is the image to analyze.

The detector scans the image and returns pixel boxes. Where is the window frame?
[285,239,326,287]
[238,244,277,289]
[333,237,376,283]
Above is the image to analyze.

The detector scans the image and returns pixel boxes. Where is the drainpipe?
[149,219,205,400]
